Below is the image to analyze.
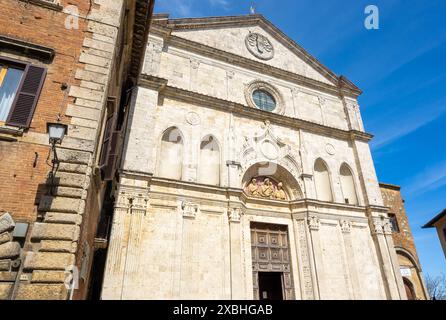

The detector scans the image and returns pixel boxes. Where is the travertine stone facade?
[101,14,407,300]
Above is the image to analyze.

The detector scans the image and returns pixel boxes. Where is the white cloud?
[209,0,230,9]
[371,100,446,150]
[156,0,195,17]
[404,161,446,196]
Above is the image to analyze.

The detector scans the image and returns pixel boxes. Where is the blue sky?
[154,0,446,277]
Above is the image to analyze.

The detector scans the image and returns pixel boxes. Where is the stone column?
[292,216,317,300]
[179,201,199,299]
[121,193,149,299]
[382,218,407,299]
[340,220,361,299]
[100,189,132,299]
[368,213,403,299]
[307,215,322,299]
[228,206,245,299]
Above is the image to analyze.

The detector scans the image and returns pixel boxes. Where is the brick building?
[379,183,429,300]
[0,0,154,300]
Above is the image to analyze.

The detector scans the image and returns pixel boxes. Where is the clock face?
[245,32,274,60]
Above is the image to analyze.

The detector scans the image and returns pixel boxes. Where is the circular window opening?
[252,89,276,112]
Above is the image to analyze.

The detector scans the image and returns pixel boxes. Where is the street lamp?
[46,122,67,195]
[47,122,67,145]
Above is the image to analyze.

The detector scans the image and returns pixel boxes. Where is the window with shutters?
[0,57,46,128]
[0,63,24,122]
[99,97,119,181]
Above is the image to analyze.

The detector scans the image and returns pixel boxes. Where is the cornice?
[138,74,373,143]
[149,25,361,98]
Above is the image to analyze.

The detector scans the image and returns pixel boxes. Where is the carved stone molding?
[181,201,199,219]
[225,70,235,79]
[340,220,351,233]
[186,111,200,126]
[131,194,149,212]
[245,32,274,60]
[308,216,320,231]
[228,207,244,223]
[296,219,315,299]
[382,219,393,235]
[190,58,200,69]
[370,219,384,235]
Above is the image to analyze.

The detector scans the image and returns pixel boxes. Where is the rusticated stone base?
[15,283,67,300]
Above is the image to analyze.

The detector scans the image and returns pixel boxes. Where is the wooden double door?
[251,222,294,300]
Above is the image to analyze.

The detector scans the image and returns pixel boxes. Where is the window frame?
[0,57,28,124]
[388,213,400,233]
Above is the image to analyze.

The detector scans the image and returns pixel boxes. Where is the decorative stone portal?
[251,222,294,300]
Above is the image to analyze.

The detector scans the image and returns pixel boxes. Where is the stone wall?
[0,0,128,299]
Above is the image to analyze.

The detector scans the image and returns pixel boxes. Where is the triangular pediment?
[152,14,346,87]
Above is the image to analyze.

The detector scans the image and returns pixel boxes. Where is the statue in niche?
[245,177,287,200]
[274,182,286,200]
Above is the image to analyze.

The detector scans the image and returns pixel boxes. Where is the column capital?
[308,215,320,231]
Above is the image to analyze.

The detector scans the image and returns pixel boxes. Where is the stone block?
[40,240,76,253]
[15,283,67,300]
[23,252,75,270]
[52,187,83,199]
[0,213,14,234]
[31,223,79,241]
[0,242,21,259]
[0,232,12,245]
[87,20,118,38]
[54,172,86,188]
[66,104,101,121]
[58,163,88,174]
[79,52,110,69]
[83,37,114,53]
[57,148,91,165]
[62,136,95,153]
[70,117,98,129]
[68,124,97,141]
[31,270,67,283]
[0,283,13,300]
[69,85,104,102]
[0,271,17,282]
[38,196,82,213]
[44,212,82,225]
[0,260,11,271]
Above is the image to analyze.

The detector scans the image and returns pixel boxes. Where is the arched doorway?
[403,277,416,300]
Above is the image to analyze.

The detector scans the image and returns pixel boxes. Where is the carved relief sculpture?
[245,32,274,60]
[245,177,287,200]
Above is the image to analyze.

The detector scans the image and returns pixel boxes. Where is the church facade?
[101,14,408,300]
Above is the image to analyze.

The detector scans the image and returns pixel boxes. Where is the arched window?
[199,135,220,186]
[158,127,183,180]
[339,164,358,205]
[314,159,333,202]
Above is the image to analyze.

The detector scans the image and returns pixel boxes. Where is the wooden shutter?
[103,130,121,181]
[6,64,46,128]
[99,113,114,168]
